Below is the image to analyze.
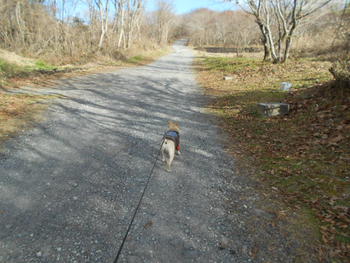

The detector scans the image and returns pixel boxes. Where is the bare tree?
[0,0,174,63]
[154,1,175,45]
[230,0,333,62]
[125,0,143,48]
[90,0,110,49]
[184,8,259,49]
[112,0,144,49]
[113,0,126,48]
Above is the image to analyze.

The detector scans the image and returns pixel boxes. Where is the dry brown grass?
[0,49,36,67]
[0,93,49,147]
[6,46,172,89]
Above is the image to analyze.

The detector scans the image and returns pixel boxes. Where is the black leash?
[113,138,164,263]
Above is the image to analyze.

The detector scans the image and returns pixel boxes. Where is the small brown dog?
[161,121,180,172]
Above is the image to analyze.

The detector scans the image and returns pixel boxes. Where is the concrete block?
[258,103,290,117]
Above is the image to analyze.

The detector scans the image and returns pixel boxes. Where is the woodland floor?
[195,50,350,262]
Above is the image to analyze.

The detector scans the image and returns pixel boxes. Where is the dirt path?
[0,41,310,263]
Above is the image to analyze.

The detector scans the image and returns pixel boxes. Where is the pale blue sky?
[64,0,236,20]
[146,0,236,14]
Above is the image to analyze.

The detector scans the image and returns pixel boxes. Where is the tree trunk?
[282,35,292,63]
[282,19,297,63]
[257,21,270,61]
[97,0,109,49]
[98,28,106,48]
[265,24,279,63]
[263,41,270,61]
[117,0,125,49]
[15,1,25,47]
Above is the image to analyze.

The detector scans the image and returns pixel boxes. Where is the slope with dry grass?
[196,53,349,262]
[0,52,59,147]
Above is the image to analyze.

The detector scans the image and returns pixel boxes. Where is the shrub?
[329,59,350,88]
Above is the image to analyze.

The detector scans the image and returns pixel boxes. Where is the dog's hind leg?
[166,160,172,172]
[161,150,166,162]
[166,153,174,172]
[161,140,167,162]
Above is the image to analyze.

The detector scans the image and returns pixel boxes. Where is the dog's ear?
[168,120,180,131]
[168,120,177,126]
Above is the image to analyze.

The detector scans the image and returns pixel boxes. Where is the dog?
[161,121,181,172]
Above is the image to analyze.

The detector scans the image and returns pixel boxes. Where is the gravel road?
[0,41,312,263]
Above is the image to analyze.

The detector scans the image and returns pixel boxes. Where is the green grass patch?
[203,56,262,73]
[33,60,57,71]
[0,58,58,80]
[0,58,30,78]
[127,55,145,64]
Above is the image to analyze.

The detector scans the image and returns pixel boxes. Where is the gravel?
[0,40,313,262]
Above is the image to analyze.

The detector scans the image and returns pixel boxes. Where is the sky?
[60,0,237,21]
[146,0,236,14]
